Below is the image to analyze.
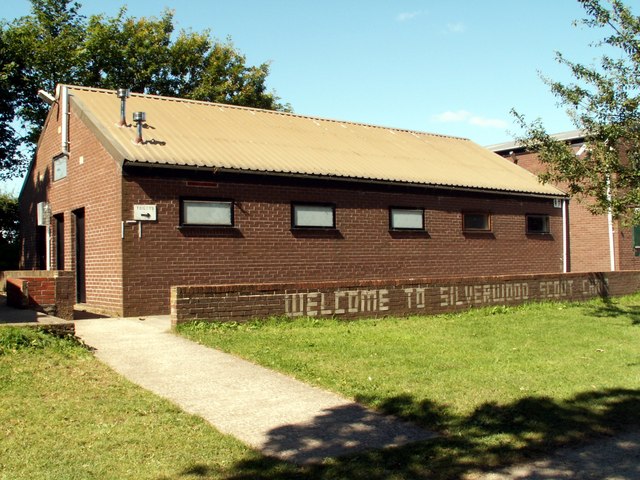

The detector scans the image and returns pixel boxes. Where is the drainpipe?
[607,180,616,271]
[46,228,51,271]
[562,199,568,273]
[60,85,70,154]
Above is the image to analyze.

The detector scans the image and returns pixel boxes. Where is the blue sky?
[1,0,615,193]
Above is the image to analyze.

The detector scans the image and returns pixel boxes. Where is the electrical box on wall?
[37,202,51,226]
[133,204,157,221]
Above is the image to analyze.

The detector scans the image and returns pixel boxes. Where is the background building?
[489,131,640,273]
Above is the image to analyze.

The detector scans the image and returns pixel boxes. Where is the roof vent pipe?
[117,88,130,126]
[133,111,146,144]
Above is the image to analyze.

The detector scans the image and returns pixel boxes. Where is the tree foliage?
[513,0,640,221]
[0,0,290,180]
[0,193,19,269]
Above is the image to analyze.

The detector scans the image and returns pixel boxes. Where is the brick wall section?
[6,278,29,308]
[19,94,124,315]
[616,227,640,271]
[500,149,640,272]
[4,270,75,319]
[124,169,564,316]
[170,270,639,325]
[500,149,615,272]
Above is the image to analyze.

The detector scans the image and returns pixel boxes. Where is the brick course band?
[170,270,639,325]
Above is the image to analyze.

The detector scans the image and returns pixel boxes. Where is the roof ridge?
[62,83,470,142]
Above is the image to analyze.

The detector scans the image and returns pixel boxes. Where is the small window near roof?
[181,199,233,226]
[53,154,67,181]
[463,212,491,232]
[292,203,335,228]
[526,214,550,234]
[390,208,424,230]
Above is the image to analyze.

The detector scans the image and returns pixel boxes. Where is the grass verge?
[0,327,286,480]
[178,295,640,478]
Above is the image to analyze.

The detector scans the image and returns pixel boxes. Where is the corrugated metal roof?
[66,85,565,197]
[487,130,585,153]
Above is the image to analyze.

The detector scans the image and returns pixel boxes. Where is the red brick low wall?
[6,278,29,308]
[4,271,75,319]
[170,271,640,325]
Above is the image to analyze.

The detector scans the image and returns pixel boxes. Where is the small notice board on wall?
[133,205,157,221]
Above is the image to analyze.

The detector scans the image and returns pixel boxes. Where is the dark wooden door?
[74,209,86,303]
[55,214,64,269]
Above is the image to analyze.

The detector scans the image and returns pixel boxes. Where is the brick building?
[20,85,566,316]
[489,131,640,273]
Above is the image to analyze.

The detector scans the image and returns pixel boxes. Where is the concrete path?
[74,316,434,464]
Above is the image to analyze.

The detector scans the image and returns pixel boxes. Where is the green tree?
[0,0,290,181]
[0,193,19,270]
[513,0,640,220]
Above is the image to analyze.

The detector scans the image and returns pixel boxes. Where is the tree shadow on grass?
[581,294,640,325]
[203,388,640,480]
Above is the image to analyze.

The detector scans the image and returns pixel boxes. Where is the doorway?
[73,208,86,303]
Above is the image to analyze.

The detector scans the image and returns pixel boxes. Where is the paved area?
[74,316,434,464]
[0,296,72,327]
[466,430,640,479]
[0,296,75,337]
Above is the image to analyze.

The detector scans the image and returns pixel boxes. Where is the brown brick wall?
[171,270,639,325]
[123,169,563,316]
[19,96,124,315]
[500,150,613,272]
[616,227,640,271]
[6,278,28,308]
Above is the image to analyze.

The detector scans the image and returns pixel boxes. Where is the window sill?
[291,227,338,231]
[291,228,343,239]
[389,229,430,239]
[178,225,236,229]
[177,225,243,238]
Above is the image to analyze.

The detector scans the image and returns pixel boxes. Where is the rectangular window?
[53,154,67,181]
[463,212,491,232]
[390,208,424,230]
[526,214,550,234]
[292,203,335,228]
[181,199,233,226]
[634,224,640,257]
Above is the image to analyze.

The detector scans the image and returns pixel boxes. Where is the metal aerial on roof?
[133,111,146,144]
[116,88,130,127]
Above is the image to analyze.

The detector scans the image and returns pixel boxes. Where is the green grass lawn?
[178,295,640,477]
[2,296,639,480]
[0,328,294,480]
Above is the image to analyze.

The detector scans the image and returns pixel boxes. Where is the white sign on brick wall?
[133,204,157,221]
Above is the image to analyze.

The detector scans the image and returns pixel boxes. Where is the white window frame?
[389,207,425,231]
[291,203,336,229]
[181,199,234,227]
[53,154,68,181]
